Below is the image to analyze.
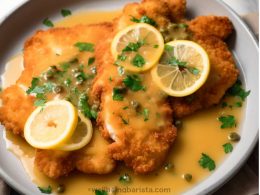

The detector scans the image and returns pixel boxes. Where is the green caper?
[57,184,65,193]
[130,100,139,109]
[164,36,172,42]
[53,85,63,94]
[228,132,240,142]
[72,68,80,73]
[164,163,173,171]
[167,23,177,30]
[182,173,192,182]
[174,120,183,129]
[159,28,167,33]
[91,67,97,74]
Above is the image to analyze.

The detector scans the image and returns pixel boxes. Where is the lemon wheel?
[151,40,210,97]
[24,100,78,149]
[111,23,164,72]
[57,112,93,151]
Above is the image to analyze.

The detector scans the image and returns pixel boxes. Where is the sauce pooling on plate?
[2,11,244,195]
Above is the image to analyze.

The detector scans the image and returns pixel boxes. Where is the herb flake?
[198,153,216,171]
[95,190,108,195]
[38,186,52,194]
[61,9,72,17]
[223,143,233,153]
[131,15,157,26]
[43,18,54,27]
[218,115,236,129]
[227,80,250,101]
[132,54,145,67]
[143,108,149,121]
[113,87,126,101]
[123,75,144,91]
[74,42,94,52]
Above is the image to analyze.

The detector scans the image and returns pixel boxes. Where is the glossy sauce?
[2,11,243,195]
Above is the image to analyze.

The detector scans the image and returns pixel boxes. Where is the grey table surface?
[0,0,259,195]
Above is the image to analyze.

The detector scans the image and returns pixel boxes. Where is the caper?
[164,163,173,171]
[159,28,167,33]
[72,68,80,73]
[130,100,139,109]
[182,173,192,182]
[228,132,240,142]
[174,120,183,129]
[57,184,65,193]
[164,36,172,42]
[53,85,63,94]
[74,72,82,78]
[167,23,177,30]
[91,67,97,74]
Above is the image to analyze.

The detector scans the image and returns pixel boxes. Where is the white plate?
[0,0,258,194]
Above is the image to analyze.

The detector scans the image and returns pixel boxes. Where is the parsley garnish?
[122,41,144,52]
[188,67,200,75]
[60,62,71,71]
[178,23,188,28]
[168,56,187,67]
[95,190,108,195]
[38,186,52,194]
[223,143,233,153]
[131,15,157,27]
[88,57,95,66]
[164,45,174,52]
[132,54,145,67]
[198,153,216,171]
[61,9,72,17]
[113,88,126,101]
[123,106,129,110]
[43,18,54,27]
[123,75,145,91]
[74,42,94,52]
[26,77,40,94]
[78,94,97,119]
[234,101,242,107]
[34,99,47,107]
[227,80,250,101]
[154,44,159,48]
[143,108,149,121]
[218,115,236,129]
[119,173,131,183]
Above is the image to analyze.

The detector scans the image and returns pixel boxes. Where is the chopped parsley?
[234,101,242,107]
[168,56,187,67]
[26,77,40,94]
[95,190,108,195]
[218,115,236,129]
[122,41,144,52]
[198,153,216,171]
[164,45,174,52]
[60,62,71,71]
[43,18,54,27]
[223,143,233,153]
[74,42,94,52]
[178,23,188,28]
[227,80,250,101]
[78,94,97,119]
[119,173,131,184]
[188,67,200,75]
[221,102,228,108]
[154,44,159,48]
[61,9,72,17]
[34,99,47,107]
[118,54,127,61]
[132,54,145,67]
[112,87,126,101]
[123,75,145,91]
[123,106,129,110]
[88,57,95,66]
[38,186,52,194]
[143,108,149,121]
[131,15,157,27]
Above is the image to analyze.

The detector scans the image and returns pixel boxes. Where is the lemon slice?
[111,23,164,72]
[57,112,93,151]
[151,40,210,97]
[24,100,78,149]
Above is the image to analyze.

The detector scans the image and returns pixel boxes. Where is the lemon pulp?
[151,40,210,97]
[111,23,164,72]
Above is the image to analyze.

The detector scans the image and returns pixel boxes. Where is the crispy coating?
[0,24,116,178]
[0,85,35,136]
[115,0,186,30]
[35,150,74,179]
[75,129,116,174]
[92,34,177,173]
[171,35,239,117]
[188,16,233,40]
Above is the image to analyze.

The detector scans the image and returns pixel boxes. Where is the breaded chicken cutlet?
[0,0,238,178]
[0,24,116,178]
